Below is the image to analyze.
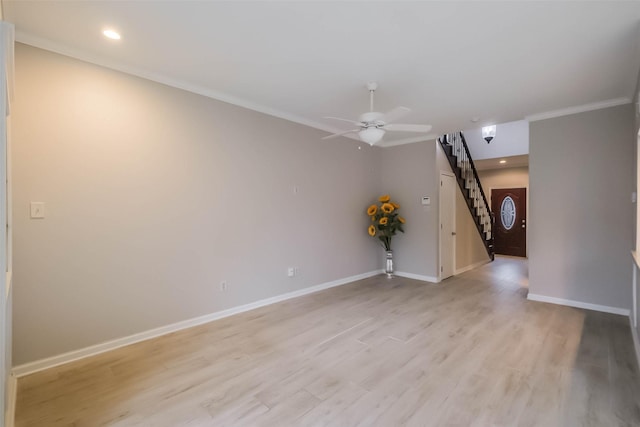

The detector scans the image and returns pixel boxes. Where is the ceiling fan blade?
[382,107,411,124]
[322,129,360,140]
[323,116,363,126]
[384,124,433,133]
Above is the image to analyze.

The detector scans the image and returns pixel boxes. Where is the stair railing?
[438,132,494,260]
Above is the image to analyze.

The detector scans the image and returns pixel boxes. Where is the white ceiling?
[4,1,640,145]
[475,155,529,171]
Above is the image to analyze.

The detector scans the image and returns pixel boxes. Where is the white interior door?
[440,173,455,280]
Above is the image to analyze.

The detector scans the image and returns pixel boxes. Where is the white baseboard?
[5,374,16,427]
[527,293,630,316]
[12,270,381,378]
[454,259,490,275]
[393,271,440,283]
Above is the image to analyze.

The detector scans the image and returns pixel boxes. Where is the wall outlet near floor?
[220,281,228,292]
[288,267,299,277]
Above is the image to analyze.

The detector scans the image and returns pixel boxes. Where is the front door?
[491,188,526,257]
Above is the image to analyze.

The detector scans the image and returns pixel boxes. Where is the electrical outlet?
[30,202,45,219]
[220,281,228,292]
[294,267,300,276]
[287,267,295,277]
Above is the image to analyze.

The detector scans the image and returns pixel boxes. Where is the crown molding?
[525,97,631,122]
[377,134,438,148]
[15,32,437,147]
[15,31,350,138]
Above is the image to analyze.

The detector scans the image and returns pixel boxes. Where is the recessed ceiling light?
[103,29,121,40]
[470,117,480,123]
[499,159,507,164]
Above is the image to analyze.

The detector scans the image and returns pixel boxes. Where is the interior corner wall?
[379,141,439,279]
[529,104,635,310]
[11,43,382,365]
[454,188,490,272]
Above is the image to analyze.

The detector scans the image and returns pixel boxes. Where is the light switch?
[30,202,45,219]
[421,196,431,206]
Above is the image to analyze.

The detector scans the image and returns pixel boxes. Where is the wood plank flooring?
[14,257,640,426]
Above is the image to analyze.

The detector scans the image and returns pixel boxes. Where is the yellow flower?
[399,217,406,224]
[381,203,395,214]
[379,217,388,225]
[379,195,390,203]
[367,205,377,216]
[368,225,376,236]
[391,202,400,209]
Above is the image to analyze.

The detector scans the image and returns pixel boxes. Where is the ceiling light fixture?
[103,29,121,40]
[499,159,507,164]
[358,127,385,146]
[482,125,496,144]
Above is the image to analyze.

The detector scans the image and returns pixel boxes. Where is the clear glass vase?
[385,250,394,277]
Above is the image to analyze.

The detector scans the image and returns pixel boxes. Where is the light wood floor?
[15,257,640,426]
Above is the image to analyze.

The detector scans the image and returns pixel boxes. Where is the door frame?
[1,22,13,427]
[439,171,456,281]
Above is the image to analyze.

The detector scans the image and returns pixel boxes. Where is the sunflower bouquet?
[366,195,405,251]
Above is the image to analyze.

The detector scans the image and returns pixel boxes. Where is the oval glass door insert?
[500,196,516,230]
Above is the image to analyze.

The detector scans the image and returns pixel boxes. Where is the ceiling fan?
[322,82,432,146]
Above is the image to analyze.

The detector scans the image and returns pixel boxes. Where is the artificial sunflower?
[381,203,395,214]
[365,195,405,251]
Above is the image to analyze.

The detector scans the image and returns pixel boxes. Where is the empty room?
[0,1,639,426]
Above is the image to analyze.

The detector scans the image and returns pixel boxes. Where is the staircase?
[438,132,495,260]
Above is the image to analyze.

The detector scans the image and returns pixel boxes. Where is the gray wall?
[529,104,635,309]
[379,141,439,279]
[12,44,382,364]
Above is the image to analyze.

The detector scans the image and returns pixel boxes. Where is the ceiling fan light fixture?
[359,127,385,145]
[482,125,496,144]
